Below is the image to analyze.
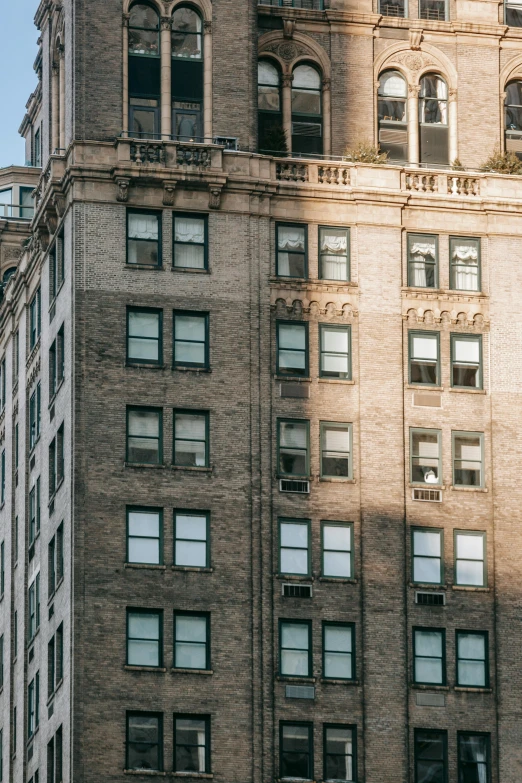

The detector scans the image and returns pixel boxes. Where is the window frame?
[173,409,209,468]
[410,427,442,487]
[413,626,446,686]
[127,506,163,566]
[277,418,310,478]
[126,209,162,268]
[276,222,308,280]
[322,621,355,682]
[126,306,163,366]
[173,310,209,369]
[276,320,309,378]
[457,732,491,783]
[414,729,448,783]
[323,724,357,783]
[173,509,210,569]
[454,530,487,588]
[321,521,354,580]
[279,619,312,678]
[126,711,163,772]
[174,713,211,774]
[126,406,163,465]
[452,430,485,489]
[278,518,311,577]
[126,608,163,669]
[319,225,350,282]
[407,233,439,289]
[408,330,441,387]
[411,527,444,586]
[172,212,208,271]
[449,236,481,292]
[456,630,489,689]
[450,333,483,390]
[419,0,448,20]
[173,611,210,671]
[319,323,352,381]
[29,288,41,350]
[320,421,353,479]
[279,721,313,782]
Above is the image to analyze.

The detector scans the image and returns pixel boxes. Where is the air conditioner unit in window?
[280,479,310,494]
[282,583,312,598]
[412,487,442,502]
[213,136,239,150]
[415,591,446,607]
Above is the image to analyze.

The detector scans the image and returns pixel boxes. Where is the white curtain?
[410,242,435,287]
[128,213,158,240]
[453,244,479,290]
[324,427,349,453]
[278,226,305,251]
[321,234,347,253]
[175,217,204,244]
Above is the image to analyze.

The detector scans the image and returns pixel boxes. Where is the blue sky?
[0,1,40,168]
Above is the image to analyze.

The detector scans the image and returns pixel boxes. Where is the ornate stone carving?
[53,192,66,217]
[204,20,212,34]
[45,209,58,236]
[163,181,177,206]
[37,227,50,252]
[130,142,165,165]
[160,16,171,31]
[282,76,293,88]
[264,41,308,62]
[176,146,211,168]
[396,52,436,72]
[122,13,130,27]
[208,185,223,210]
[2,247,21,264]
[283,19,295,40]
[409,28,423,51]
[115,177,131,203]
[322,78,331,92]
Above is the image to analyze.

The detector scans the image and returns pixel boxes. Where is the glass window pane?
[129,410,159,438]
[413,336,438,360]
[129,213,158,240]
[281,649,309,676]
[456,534,484,560]
[456,559,484,586]
[414,530,441,557]
[281,522,308,548]
[175,541,206,567]
[458,660,485,687]
[324,551,351,578]
[282,623,308,649]
[324,652,352,679]
[129,538,160,564]
[129,311,159,339]
[413,557,440,584]
[259,61,280,86]
[322,328,348,353]
[323,426,350,452]
[324,526,351,551]
[416,631,442,657]
[281,549,308,574]
[129,614,159,640]
[325,626,351,652]
[176,514,207,540]
[176,616,206,643]
[175,244,205,269]
[293,65,321,90]
[176,342,205,365]
[416,658,443,683]
[129,511,160,538]
[176,642,206,669]
[175,217,205,244]
[459,634,485,660]
[280,422,307,449]
[279,324,306,350]
[175,315,205,342]
[454,338,479,363]
[176,414,206,440]
[278,226,306,251]
[128,639,159,666]
[129,337,159,362]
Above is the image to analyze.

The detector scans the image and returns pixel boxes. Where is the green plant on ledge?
[451,158,464,171]
[344,140,388,164]
[479,148,522,175]
[260,124,288,157]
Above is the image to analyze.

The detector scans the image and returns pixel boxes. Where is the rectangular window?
[450,237,480,292]
[127,211,161,267]
[456,631,488,688]
[12,708,16,758]
[0,360,5,412]
[28,574,40,641]
[507,0,522,26]
[458,734,490,783]
[56,624,63,684]
[127,713,162,771]
[174,715,210,773]
[323,623,354,680]
[29,481,40,547]
[324,725,355,783]
[412,528,443,585]
[14,424,18,471]
[50,340,57,394]
[49,234,65,302]
[127,609,162,667]
[47,738,54,783]
[173,410,209,467]
[409,331,440,386]
[29,288,41,350]
[451,334,482,389]
[0,543,4,597]
[280,723,312,780]
[278,419,309,477]
[319,324,351,380]
[413,627,445,685]
[408,233,438,288]
[13,330,19,382]
[48,536,56,595]
[415,730,447,783]
[455,531,486,587]
[279,519,310,576]
[319,226,350,281]
[277,322,308,377]
[0,451,5,506]
[321,422,352,479]
[173,311,209,368]
[277,224,307,278]
[322,522,353,578]
[56,523,64,583]
[453,431,484,488]
[28,674,39,737]
[55,727,62,783]
[419,0,447,20]
[411,428,442,485]
[13,612,17,660]
[0,635,3,689]
[48,637,55,698]
[173,214,207,270]
[174,510,209,568]
[127,308,162,365]
[127,507,162,565]
[126,407,162,465]
[34,127,41,167]
[29,383,41,450]
[174,612,209,670]
[280,620,311,677]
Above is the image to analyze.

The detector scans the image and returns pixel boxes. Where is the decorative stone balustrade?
[275,162,308,182]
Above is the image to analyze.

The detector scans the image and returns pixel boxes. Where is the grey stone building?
[3,0,522,782]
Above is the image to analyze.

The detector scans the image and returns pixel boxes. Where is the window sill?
[318,477,355,484]
[172,566,213,573]
[452,585,490,592]
[47,679,64,705]
[449,387,486,395]
[277,676,316,683]
[48,478,65,508]
[124,771,167,776]
[411,684,449,691]
[450,485,487,493]
[410,483,445,490]
[171,668,213,675]
[171,267,210,274]
[48,576,65,604]
[27,727,39,746]
[317,378,354,385]
[172,774,213,779]
[318,576,357,584]
[454,686,492,693]
[26,338,41,369]
[276,574,313,581]
[124,665,167,673]
[407,384,444,392]
[124,462,166,469]
[125,362,167,371]
[171,466,212,474]
[320,678,359,686]
[125,563,167,571]
[275,375,312,383]
[173,366,212,373]
[125,264,165,271]
[49,379,65,407]
[409,582,446,590]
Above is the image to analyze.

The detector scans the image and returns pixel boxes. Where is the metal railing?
[0,204,34,220]
[258,0,324,8]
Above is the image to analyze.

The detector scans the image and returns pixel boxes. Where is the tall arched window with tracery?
[171,6,204,141]
[258,60,283,154]
[128,2,161,139]
[377,70,408,162]
[291,64,322,156]
[505,81,522,158]
[419,73,448,165]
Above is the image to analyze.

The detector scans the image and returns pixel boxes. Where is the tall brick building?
[2,0,522,781]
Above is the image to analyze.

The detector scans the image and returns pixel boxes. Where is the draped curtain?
[453,243,479,290]
[410,242,436,287]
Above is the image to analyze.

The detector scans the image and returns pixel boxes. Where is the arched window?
[291,64,322,156]
[128,3,161,139]
[378,70,408,162]
[505,81,522,158]
[506,0,522,26]
[2,268,16,284]
[419,73,448,165]
[258,61,283,154]
[171,7,204,141]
